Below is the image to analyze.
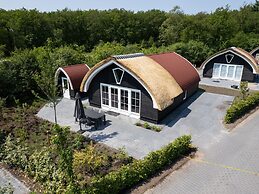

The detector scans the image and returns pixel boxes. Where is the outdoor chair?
[79,117,97,130]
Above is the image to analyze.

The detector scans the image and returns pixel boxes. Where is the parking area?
[37,92,234,159]
[145,109,259,194]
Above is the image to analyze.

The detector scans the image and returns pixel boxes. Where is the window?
[111,87,118,108]
[212,64,220,77]
[101,85,109,105]
[112,68,124,84]
[225,54,234,63]
[213,63,243,81]
[183,90,188,100]
[131,91,140,113]
[235,66,243,80]
[100,84,141,117]
[120,89,128,111]
[227,65,235,78]
[220,65,227,78]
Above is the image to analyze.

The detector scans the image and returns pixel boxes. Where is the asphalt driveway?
[145,110,259,194]
[37,92,234,159]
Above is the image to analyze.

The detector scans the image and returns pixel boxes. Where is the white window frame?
[101,85,109,107]
[183,90,188,100]
[61,77,70,98]
[225,54,234,63]
[112,68,125,85]
[212,63,243,81]
[100,83,141,118]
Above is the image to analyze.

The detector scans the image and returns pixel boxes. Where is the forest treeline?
[0,1,258,103]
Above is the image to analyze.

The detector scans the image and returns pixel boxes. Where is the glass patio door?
[110,87,118,109]
[120,89,129,111]
[100,83,141,118]
[212,63,243,81]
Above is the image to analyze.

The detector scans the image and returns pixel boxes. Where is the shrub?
[240,81,249,99]
[225,92,259,123]
[135,122,162,132]
[73,142,109,175]
[85,135,192,194]
[0,135,29,169]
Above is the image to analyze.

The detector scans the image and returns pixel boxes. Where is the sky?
[0,0,256,14]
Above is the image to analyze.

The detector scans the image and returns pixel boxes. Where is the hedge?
[225,92,259,124]
[84,135,192,194]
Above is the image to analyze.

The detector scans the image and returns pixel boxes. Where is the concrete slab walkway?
[0,167,30,194]
[37,92,234,159]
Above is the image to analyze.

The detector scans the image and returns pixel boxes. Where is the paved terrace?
[37,92,234,159]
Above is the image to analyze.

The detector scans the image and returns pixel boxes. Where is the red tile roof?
[148,52,200,91]
[61,64,90,90]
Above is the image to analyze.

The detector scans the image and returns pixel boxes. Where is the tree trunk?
[53,102,57,124]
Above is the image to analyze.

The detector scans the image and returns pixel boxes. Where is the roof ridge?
[112,53,144,60]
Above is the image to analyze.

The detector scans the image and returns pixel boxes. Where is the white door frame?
[100,83,141,118]
[61,77,70,99]
[212,63,243,81]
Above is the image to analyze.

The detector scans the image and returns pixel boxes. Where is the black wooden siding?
[87,63,158,122]
[203,51,255,82]
[87,63,199,123]
[157,82,199,122]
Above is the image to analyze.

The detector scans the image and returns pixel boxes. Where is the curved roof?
[148,52,200,91]
[250,47,259,56]
[80,52,200,111]
[201,47,259,73]
[56,64,90,90]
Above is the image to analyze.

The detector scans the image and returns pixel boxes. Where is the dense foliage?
[0,3,258,103]
[0,103,133,193]
[85,135,192,194]
[0,4,258,55]
[225,92,259,123]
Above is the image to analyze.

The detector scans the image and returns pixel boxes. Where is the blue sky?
[0,0,256,14]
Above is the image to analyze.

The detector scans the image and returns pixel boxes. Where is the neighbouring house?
[80,52,200,123]
[55,64,90,99]
[250,47,259,62]
[201,47,259,82]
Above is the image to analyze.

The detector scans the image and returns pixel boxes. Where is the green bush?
[73,142,109,175]
[225,92,259,123]
[85,135,192,194]
[135,122,162,132]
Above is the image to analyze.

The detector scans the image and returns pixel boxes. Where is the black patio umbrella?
[74,92,86,122]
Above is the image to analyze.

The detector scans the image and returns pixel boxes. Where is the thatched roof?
[80,52,200,111]
[117,56,183,110]
[80,56,183,110]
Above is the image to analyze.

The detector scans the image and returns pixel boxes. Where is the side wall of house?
[251,49,259,61]
[203,51,255,82]
[157,82,199,122]
[87,63,159,122]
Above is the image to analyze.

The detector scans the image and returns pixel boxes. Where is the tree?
[33,48,59,124]
[159,7,186,45]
